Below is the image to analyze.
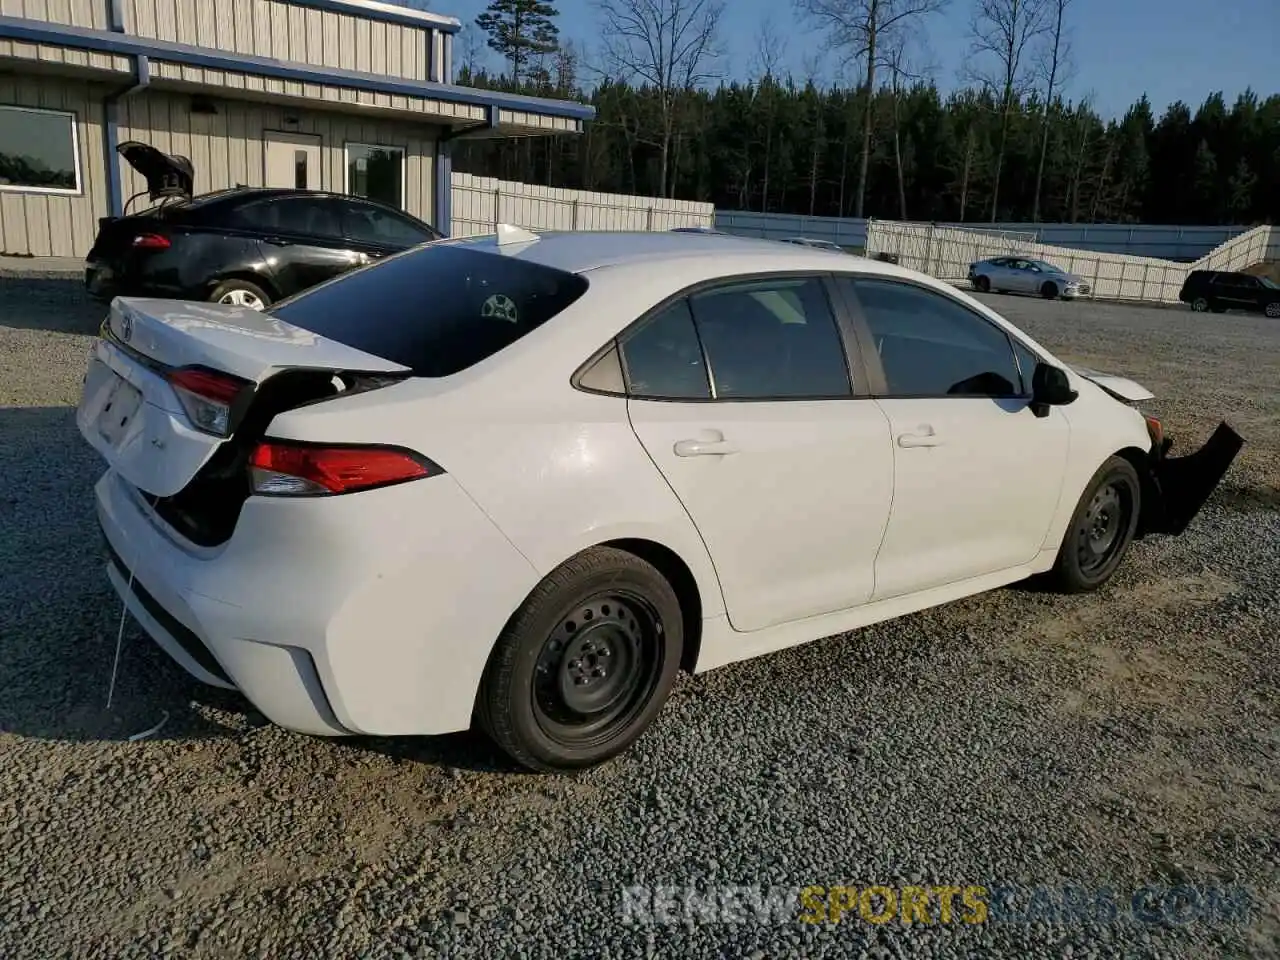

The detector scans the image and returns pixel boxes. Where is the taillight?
[132,233,171,249]
[248,441,438,496]
[167,367,252,437]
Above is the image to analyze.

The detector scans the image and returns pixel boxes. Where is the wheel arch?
[603,537,704,674]
[1114,444,1157,538]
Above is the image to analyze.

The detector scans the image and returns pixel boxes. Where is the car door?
[237,196,365,296]
[1225,274,1262,311]
[838,276,1071,601]
[339,199,439,261]
[1008,259,1036,293]
[622,275,895,633]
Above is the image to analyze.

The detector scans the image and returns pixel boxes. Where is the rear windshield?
[269,243,590,377]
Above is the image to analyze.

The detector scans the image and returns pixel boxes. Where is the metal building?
[0,0,594,257]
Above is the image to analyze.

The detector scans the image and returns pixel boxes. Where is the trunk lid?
[118,140,194,201]
[76,297,409,497]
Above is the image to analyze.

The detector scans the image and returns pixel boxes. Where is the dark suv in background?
[85,142,442,310]
[1179,269,1280,318]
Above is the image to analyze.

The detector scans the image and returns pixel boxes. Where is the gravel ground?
[1,277,1277,959]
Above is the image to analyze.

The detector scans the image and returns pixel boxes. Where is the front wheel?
[1040,281,1060,300]
[1047,457,1141,593]
[1265,301,1280,318]
[973,275,991,293]
[476,547,683,773]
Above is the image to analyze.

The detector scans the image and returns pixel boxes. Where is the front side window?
[845,278,1022,398]
[0,106,80,193]
[689,276,852,399]
[345,143,404,209]
[620,300,711,400]
[270,244,589,377]
[341,200,438,248]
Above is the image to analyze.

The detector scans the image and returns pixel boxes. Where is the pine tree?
[475,0,560,86]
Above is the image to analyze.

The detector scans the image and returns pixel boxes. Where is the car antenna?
[495,223,540,246]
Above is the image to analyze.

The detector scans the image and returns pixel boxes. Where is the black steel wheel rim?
[531,591,664,747]
[1076,480,1132,576]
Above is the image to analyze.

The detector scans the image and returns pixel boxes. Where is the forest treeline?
[452,68,1280,226]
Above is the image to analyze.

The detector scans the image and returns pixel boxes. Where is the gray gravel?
[1,277,1277,959]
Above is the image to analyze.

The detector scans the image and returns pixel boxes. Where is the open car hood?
[1071,366,1155,403]
[118,141,193,201]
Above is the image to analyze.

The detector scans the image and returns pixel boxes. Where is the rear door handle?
[897,426,943,448]
[673,437,738,457]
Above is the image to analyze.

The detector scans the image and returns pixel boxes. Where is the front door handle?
[673,436,738,457]
[897,426,943,448]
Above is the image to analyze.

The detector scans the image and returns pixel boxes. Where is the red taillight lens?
[132,233,171,249]
[167,367,251,436]
[248,441,436,496]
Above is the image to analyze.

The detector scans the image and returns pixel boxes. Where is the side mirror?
[1030,362,1077,418]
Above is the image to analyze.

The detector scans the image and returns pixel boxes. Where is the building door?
[264,132,321,190]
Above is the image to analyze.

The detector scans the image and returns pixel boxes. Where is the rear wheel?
[1047,457,1141,593]
[210,278,271,311]
[1040,281,1059,300]
[1265,302,1280,318]
[974,275,991,293]
[1191,296,1210,312]
[476,547,683,773]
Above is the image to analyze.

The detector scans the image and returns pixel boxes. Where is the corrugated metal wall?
[0,75,109,258]
[117,91,439,225]
[0,0,109,29]
[121,0,438,82]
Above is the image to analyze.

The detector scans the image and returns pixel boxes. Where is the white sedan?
[77,226,1242,772]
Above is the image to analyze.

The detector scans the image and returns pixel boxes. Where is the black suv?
[1179,269,1280,318]
[85,142,443,310]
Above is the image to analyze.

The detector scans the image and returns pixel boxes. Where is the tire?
[974,276,991,293]
[476,546,684,773]
[1047,456,1141,593]
[1265,302,1280,319]
[1040,281,1059,300]
[209,278,272,311]
[1190,296,1210,312]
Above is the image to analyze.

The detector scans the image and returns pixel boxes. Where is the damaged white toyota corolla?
[78,227,1243,772]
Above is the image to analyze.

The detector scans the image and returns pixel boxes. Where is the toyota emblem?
[118,312,133,341]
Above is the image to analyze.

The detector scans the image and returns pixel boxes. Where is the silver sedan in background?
[969,256,1091,300]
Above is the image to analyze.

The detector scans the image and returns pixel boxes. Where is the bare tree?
[1030,0,1072,221]
[795,0,948,219]
[750,16,788,211]
[967,0,1049,221]
[595,0,725,198]
[456,24,488,76]
[884,37,935,220]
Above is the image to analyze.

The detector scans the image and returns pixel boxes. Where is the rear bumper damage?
[1139,421,1244,536]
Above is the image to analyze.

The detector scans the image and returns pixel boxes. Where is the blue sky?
[440,0,1279,119]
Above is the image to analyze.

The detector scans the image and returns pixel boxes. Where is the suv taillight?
[248,441,439,496]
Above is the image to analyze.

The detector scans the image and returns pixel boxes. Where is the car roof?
[449,229,896,278]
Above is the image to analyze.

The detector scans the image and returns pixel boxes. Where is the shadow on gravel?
[0,275,105,334]
[0,403,519,770]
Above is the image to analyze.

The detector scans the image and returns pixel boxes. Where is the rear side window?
[231,197,343,239]
[270,244,589,377]
[620,300,711,399]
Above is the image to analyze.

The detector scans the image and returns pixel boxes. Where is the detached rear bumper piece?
[1140,421,1244,536]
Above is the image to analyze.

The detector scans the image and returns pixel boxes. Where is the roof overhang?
[0,16,593,136]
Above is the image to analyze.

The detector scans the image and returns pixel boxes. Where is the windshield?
[270,244,590,377]
[1030,260,1064,273]
[1260,276,1279,290]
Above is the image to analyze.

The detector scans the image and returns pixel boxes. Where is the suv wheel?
[1191,296,1210,312]
[1266,302,1280,319]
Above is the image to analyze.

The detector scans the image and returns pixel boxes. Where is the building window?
[0,105,81,194]
[345,143,404,209]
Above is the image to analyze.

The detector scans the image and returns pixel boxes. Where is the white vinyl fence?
[865,220,1277,304]
[449,173,715,238]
